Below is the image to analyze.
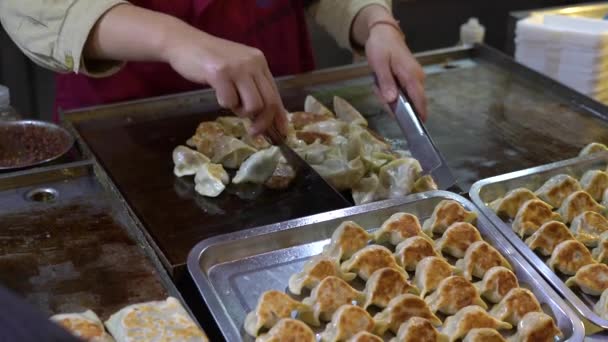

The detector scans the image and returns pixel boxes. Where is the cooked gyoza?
[425,275,487,315]
[244,290,309,336]
[333,96,367,126]
[50,310,114,342]
[373,294,441,335]
[593,231,608,263]
[570,211,608,247]
[346,124,391,161]
[378,158,422,199]
[312,157,366,191]
[210,135,257,169]
[422,200,478,236]
[172,145,210,177]
[489,288,541,325]
[346,332,383,342]
[413,175,439,193]
[558,190,606,224]
[341,245,400,280]
[462,328,506,342]
[215,116,250,138]
[581,170,608,201]
[394,236,440,271]
[594,289,608,319]
[388,317,448,342]
[442,306,512,342]
[256,318,315,342]
[435,222,483,258]
[320,305,374,342]
[363,267,418,309]
[301,119,348,136]
[288,255,355,295]
[490,188,539,219]
[565,263,608,295]
[579,142,608,156]
[289,111,333,130]
[547,240,595,275]
[352,174,387,205]
[194,163,229,197]
[474,266,519,304]
[264,159,296,190]
[512,199,561,237]
[373,212,426,245]
[322,221,371,260]
[232,146,280,184]
[524,221,574,256]
[414,256,455,297]
[301,276,365,326]
[534,174,581,208]
[455,241,512,281]
[305,95,334,116]
[507,312,562,342]
[187,121,225,156]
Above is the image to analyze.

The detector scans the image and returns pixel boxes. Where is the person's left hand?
[365,24,428,121]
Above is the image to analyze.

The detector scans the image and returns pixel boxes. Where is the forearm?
[350,4,396,47]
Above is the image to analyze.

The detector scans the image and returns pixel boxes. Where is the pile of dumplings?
[245,200,562,342]
[490,143,608,320]
[172,95,436,202]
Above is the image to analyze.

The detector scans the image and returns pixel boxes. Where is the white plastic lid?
[0,85,9,107]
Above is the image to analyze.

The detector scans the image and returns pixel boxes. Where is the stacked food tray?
[471,152,608,334]
[188,191,583,341]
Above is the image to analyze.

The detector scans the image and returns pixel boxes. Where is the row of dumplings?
[245,200,562,341]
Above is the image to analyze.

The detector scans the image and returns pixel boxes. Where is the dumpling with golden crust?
[570,211,608,247]
[435,222,482,258]
[373,212,427,245]
[442,306,512,342]
[394,236,440,271]
[363,267,418,309]
[322,221,371,260]
[547,240,595,276]
[187,121,225,156]
[320,305,374,342]
[558,190,606,224]
[422,200,477,236]
[288,255,356,295]
[244,290,309,336]
[425,276,487,315]
[594,289,608,320]
[305,95,334,116]
[489,288,541,325]
[579,142,608,156]
[172,145,210,177]
[346,332,382,342]
[524,221,574,256]
[565,263,608,295]
[300,276,365,326]
[474,266,519,304]
[581,170,608,201]
[256,319,315,342]
[210,135,257,169]
[388,317,448,342]
[463,328,506,342]
[341,245,400,281]
[455,241,512,281]
[51,310,114,342]
[489,188,539,219]
[333,96,368,126]
[534,174,581,208]
[414,256,455,297]
[413,175,438,193]
[512,200,562,237]
[592,231,608,263]
[373,294,441,335]
[507,312,562,342]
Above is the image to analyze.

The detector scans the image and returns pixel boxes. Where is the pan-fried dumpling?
[51,310,114,342]
[264,159,296,190]
[512,199,561,237]
[394,236,440,271]
[305,95,334,116]
[352,174,387,205]
[233,146,280,184]
[594,289,608,319]
[242,133,271,150]
[425,276,487,315]
[361,151,395,174]
[244,290,309,336]
[373,212,427,245]
[295,140,333,164]
[173,145,210,177]
[347,125,391,161]
[435,222,483,258]
[322,221,371,260]
[363,267,419,309]
[489,188,539,219]
[288,255,356,295]
[210,135,256,168]
[558,190,606,224]
[301,119,348,136]
[187,121,225,156]
[508,312,563,342]
[570,211,608,247]
[216,116,250,138]
[341,245,400,280]
[593,231,608,263]
[442,306,512,342]
[333,96,368,126]
[474,266,519,304]
[580,142,608,156]
[378,158,422,199]
[565,263,608,295]
[301,276,365,326]
[288,111,333,130]
[346,332,382,342]
[413,175,438,193]
[194,163,229,197]
[414,256,455,297]
[296,130,333,145]
[388,317,448,342]
[320,305,374,342]
[373,294,441,335]
[524,221,575,256]
[422,200,477,237]
[489,288,541,325]
[547,240,595,275]
[534,174,581,208]
[581,170,608,201]
[256,318,315,342]
[455,241,512,281]
[313,157,366,191]
[462,328,506,342]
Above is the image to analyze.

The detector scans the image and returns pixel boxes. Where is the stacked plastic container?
[515,14,608,104]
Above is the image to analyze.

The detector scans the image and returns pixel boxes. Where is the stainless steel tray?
[188,190,584,341]
[470,152,608,333]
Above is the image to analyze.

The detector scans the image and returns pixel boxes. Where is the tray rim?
[470,151,608,329]
[188,190,585,341]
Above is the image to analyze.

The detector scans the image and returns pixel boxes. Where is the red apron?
[54,0,315,117]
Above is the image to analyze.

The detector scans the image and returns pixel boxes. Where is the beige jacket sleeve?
[0,0,127,76]
[309,0,392,50]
